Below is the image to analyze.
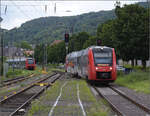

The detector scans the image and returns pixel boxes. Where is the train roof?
[6,58,26,62]
[27,58,34,60]
[6,57,34,62]
[88,46,113,50]
[66,46,113,58]
[67,52,77,58]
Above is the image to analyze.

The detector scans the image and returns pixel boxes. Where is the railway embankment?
[115,70,150,94]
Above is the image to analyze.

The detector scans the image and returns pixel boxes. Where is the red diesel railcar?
[25,58,36,70]
[65,46,117,83]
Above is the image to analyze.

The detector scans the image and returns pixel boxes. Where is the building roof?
[51,40,63,46]
[0,46,24,57]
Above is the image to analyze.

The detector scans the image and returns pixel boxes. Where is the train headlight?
[110,67,112,70]
[96,67,98,70]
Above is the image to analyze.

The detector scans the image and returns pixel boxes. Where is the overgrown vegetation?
[4,67,43,81]
[27,79,108,116]
[15,41,32,50]
[0,86,20,97]
[116,70,150,94]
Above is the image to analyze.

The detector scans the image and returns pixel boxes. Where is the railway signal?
[0,17,3,22]
[0,18,3,79]
[64,33,69,43]
[97,39,101,46]
[64,33,69,55]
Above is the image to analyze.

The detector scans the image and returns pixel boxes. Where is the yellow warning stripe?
[4,96,7,99]
[35,83,53,86]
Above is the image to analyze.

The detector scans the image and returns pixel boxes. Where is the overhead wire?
[1,5,49,6]
[4,5,7,14]
[10,0,32,20]
[2,0,52,29]
[32,5,44,17]
[0,0,1,28]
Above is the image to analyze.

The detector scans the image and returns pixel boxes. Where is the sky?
[0,0,142,30]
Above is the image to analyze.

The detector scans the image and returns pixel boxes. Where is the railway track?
[1,74,35,87]
[0,73,62,116]
[91,85,150,116]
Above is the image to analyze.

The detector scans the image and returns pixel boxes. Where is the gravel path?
[112,84,150,109]
[97,87,148,116]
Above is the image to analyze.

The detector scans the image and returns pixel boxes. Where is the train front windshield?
[28,59,34,64]
[93,51,112,66]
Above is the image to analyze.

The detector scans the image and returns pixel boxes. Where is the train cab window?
[93,51,112,66]
[28,59,34,64]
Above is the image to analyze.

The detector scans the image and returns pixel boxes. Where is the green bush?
[47,63,59,68]
[118,71,149,82]
[123,64,132,68]
[117,71,124,76]
[116,70,150,94]
[6,69,23,78]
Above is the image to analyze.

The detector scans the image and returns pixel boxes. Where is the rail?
[91,85,150,116]
[0,73,61,116]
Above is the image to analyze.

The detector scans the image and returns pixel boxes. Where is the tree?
[68,34,77,53]
[47,41,66,63]
[136,8,149,69]
[96,4,149,69]
[83,36,99,48]
[20,41,32,50]
[68,32,90,52]
[114,4,149,68]
[34,44,43,63]
[97,20,120,58]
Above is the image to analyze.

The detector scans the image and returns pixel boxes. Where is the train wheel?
[74,73,78,78]
[86,76,88,81]
[86,76,91,83]
[77,75,81,79]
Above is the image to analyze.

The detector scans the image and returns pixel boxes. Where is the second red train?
[25,58,36,70]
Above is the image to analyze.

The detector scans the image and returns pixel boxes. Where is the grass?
[78,80,108,116]
[27,78,108,116]
[115,70,150,94]
[123,64,150,71]
[3,63,64,82]
[0,86,20,97]
[48,67,65,73]
[2,67,44,81]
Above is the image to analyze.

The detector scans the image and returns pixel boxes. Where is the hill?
[3,2,148,45]
[3,9,116,45]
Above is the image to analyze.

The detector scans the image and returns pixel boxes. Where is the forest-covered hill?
[3,2,148,45]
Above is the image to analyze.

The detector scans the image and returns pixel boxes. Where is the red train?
[25,58,36,70]
[65,46,117,83]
